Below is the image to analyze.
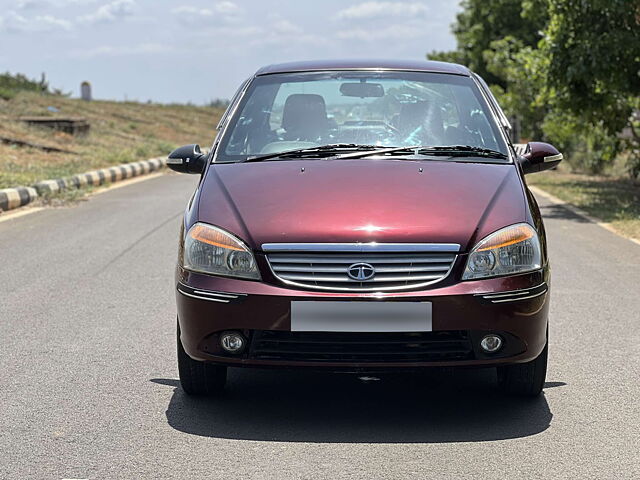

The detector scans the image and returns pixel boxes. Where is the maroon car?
[167,60,562,397]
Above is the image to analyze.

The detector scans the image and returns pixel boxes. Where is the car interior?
[224,78,502,158]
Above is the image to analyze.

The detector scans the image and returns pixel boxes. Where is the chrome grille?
[263,243,459,292]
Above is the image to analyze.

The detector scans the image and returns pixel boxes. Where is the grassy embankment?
[528,169,640,241]
[0,91,223,190]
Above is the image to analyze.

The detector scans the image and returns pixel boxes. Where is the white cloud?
[53,0,100,4]
[16,0,50,9]
[170,2,242,25]
[337,23,424,41]
[220,25,262,37]
[35,13,72,29]
[272,19,303,35]
[77,0,135,24]
[215,1,240,14]
[245,17,327,50]
[0,10,72,32]
[336,1,429,20]
[171,6,215,17]
[171,1,241,17]
[0,11,28,32]
[69,42,174,58]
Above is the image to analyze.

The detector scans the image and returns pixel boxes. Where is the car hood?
[197,159,528,252]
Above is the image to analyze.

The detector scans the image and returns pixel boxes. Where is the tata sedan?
[168,60,562,397]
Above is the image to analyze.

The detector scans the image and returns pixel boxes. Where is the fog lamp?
[480,334,503,353]
[220,331,246,354]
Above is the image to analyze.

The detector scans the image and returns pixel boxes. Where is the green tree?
[0,72,50,100]
[541,0,640,177]
[429,0,549,139]
[483,36,548,140]
[428,0,547,88]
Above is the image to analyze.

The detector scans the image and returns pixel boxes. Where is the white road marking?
[0,172,166,223]
[529,185,640,246]
[0,206,46,224]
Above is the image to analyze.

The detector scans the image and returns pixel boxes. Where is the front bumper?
[176,268,549,369]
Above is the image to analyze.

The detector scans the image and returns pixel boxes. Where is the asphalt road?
[1,172,638,479]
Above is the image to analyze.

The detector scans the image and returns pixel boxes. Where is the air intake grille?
[250,330,474,363]
[264,245,458,291]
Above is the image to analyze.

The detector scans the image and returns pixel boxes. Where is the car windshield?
[216,71,509,162]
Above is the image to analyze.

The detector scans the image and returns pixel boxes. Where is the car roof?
[255,59,471,76]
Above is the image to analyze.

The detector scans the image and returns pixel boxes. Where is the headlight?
[182,223,260,280]
[462,223,541,280]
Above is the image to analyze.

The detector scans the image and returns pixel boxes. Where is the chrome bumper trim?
[475,283,548,304]
[177,283,247,304]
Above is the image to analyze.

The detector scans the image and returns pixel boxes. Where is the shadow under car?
[151,368,561,443]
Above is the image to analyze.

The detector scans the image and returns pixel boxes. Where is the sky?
[0,0,462,104]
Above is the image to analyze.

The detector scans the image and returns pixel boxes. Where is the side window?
[224,83,280,155]
[217,77,252,130]
[473,73,511,131]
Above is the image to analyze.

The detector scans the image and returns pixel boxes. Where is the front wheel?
[497,342,547,397]
[177,321,227,396]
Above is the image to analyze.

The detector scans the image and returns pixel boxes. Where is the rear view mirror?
[518,141,563,174]
[167,144,207,174]
[340,82,384,98]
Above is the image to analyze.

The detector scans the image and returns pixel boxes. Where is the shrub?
[0,72,50,100]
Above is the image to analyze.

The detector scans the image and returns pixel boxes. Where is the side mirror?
[167,144,207,174]
[517,141,563,174]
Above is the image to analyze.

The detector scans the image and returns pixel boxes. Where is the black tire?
[497,342,548,397]
[177,322,227,396]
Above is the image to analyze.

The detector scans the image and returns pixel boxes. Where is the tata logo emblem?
[347,262,375,281]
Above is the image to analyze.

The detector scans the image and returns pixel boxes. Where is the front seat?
[281,94,328,141]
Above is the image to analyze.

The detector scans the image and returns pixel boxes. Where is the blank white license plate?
[290,301,432,332]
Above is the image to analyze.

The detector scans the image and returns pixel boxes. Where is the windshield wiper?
[336,145,420,159]
[418,145,508,159]
[243,144,509,162]
[243,143,380,163]
[335,145,508,160]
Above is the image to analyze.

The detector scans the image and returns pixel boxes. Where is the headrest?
[281,94,327,132]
